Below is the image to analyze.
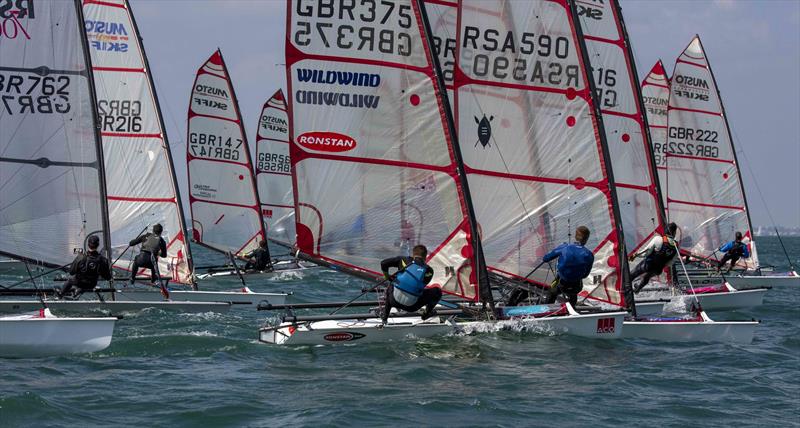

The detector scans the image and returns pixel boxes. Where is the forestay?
[452,0,628,307]
[255,90,295,246]
[187,50,265,258]
[286,0,483,300]
[665,36,758,269]
[641,60,670,197]
[0,0,110,266]
[84,0,193,283]
[575,0,666,257]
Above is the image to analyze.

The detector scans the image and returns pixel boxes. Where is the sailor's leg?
[631,262,650,293]
[59,277,77,298]
[418,287,442,319]
[381,284,394,324]
[130,254,142,282]
[545,279,562,304]
[717,254,732,272]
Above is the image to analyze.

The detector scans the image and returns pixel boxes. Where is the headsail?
[187,50,265,258]
[641,60,670,196]
[286,0,484,300]
[84,0,193,283]
[575,0,666,258]
[255,90,295,246]
[451,0,629,308]
[665,36,758,269]
[0,0,110,266]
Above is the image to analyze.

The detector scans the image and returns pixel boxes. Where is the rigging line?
[729,124,796,270]
[0,120,67,194]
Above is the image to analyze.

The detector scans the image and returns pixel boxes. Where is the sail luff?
[77,0,112,261]
[125,0,195,280]
[568,0,631,311]
[417,0,492,305]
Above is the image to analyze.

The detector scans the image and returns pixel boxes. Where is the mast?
[417,0,493,307]
[76,0,112,260]
[126,0,195,278]
[569,0,633,313]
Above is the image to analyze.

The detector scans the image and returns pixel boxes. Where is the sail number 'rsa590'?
[297,131,357,153]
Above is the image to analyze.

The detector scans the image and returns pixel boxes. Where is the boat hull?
[727,272,799,288]
[635,287,767,314]
[259,310,626,346]
[623,317,758,343]
[195,260,316,280]
[102,287,287,306]
[0,300,231,315]
[0,316,116,357]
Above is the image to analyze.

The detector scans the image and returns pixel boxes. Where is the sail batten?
[84,0,193,283]
[187,50,265,258]
[664,36,758,269]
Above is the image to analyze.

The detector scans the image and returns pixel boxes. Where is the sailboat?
[643,37,773,302]
[0,0,116,355]
[259,0,628,345]
[576,0,756,342]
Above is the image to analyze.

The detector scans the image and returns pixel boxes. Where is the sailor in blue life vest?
[379,245,441,324]
[244,240,272,271]
[541,226,595,307]
[628,222,679,293]
[57,235,112,299]
[717,231,750,273]
[129,224,169,298]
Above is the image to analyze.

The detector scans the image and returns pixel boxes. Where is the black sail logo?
[474,114,493,148]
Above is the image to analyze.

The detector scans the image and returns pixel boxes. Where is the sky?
[131,0,800,228]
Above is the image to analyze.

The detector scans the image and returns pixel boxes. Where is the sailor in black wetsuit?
[629,222,679,293]
[380,245,441,324]
[58,235,112,299]
[244,240,271,271]
[717,231,750,273]
[129,224,169,297]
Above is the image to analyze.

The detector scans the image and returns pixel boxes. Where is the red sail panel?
[666,36,758,269]
[453,0,625,307]
[84,0,193,284]
[286,0,480,300]
[255,90,295,246]
[187,50,265,258]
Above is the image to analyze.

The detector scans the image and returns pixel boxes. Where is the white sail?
[83,0,193,283]
[187,50,265,258]
[255,90,295,246]
[666,36,758,269]
[0,0,110,266]
[641,60,670,199]
[452,0,629,307]
[576,0,666,258]
[286,0,483,300]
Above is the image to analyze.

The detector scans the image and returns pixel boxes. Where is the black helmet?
[153,224,163,235]
[87,235,100,249]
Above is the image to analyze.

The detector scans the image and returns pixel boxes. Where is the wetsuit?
[244,247,271,271]
[130,233,167,283]
[60,250,112,297]
[631,235,678,293]
[718,240,749,272]
[380,256,440,323]
[541,242,595,307]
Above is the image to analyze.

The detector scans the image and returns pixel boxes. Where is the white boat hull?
[727,271,799,288]
[0,300,231,315]
[195,260,316,280]
[635,285,767,314]
[259,307,626,345]
[102,287,287,306]
[0,311,116,357]
[623,312,758,343]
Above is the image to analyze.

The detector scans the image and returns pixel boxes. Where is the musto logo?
[323,332,366,342]
[596,317,616,334]
[297,132,357,153]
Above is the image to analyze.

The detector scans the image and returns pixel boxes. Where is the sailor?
[129,224,169,297]
[244,240,271,271]
[380,245,441,324]
[58,235,112,299]
[717,231,750,273]
[540,226,595,307]
[629,222,679,293]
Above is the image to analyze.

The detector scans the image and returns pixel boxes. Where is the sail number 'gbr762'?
[0,74,71,114]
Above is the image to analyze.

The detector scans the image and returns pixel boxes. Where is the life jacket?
[646,235,678,269]
[142,234,161,255]
[394,260,428,297]
[76,252,102,284]
[728,241,746,258]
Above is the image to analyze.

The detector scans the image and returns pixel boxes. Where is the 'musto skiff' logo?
[297,132,357,153]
